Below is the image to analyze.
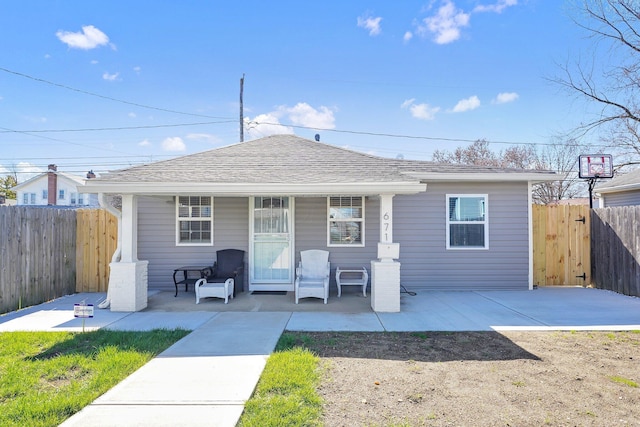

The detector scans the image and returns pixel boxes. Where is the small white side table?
[336,266,369,297]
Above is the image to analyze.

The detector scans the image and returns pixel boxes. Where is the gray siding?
[138,184,531,293]
[395,182,530,290]
[294,197,379,286]
[137,196,249,292]
[603,190,640,207]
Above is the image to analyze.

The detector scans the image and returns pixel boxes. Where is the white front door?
[249,196,294,291]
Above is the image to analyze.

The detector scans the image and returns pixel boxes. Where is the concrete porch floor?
[146,287,373,313]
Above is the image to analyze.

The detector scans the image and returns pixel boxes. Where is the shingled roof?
[596,168,640,193]
[83,134,557,195]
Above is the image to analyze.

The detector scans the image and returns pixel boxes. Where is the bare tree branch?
[557,0,640,157]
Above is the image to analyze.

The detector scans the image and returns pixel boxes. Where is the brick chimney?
[86,170,96,179]
[47,164,57,205]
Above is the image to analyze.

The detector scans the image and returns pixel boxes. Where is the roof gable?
[13,171,86,191]
[95,135,412,184]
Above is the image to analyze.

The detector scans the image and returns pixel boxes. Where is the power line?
[247,121,594,148]
[0,67,235,120]
[1,67,598,152]
[0,126,141,156]
[0,120,236,134]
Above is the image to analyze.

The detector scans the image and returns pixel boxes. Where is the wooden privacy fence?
[75,208,117,293]
[591,206,640,297]
[0,207,117,314]
[0,207,77,313]
[532,204,591,287]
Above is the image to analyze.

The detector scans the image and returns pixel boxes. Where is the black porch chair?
[204,249,245,297]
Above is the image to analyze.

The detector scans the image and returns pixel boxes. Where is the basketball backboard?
[578,154,613,179]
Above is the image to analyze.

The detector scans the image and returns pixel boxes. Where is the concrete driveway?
[1,286,639,332]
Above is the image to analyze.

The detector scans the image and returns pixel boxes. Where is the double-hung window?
[328,196,364,246]
[446,194,488,249]
[176,196,213,246]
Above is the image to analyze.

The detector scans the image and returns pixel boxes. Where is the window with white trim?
[446,194,488,249]
[42,190,48,201]
[70,192,77,205]
[328,196,364,246]
[176,196,213,245]
[58,189,65,200]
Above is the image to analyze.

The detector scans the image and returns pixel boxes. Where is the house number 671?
[383,212,390,241]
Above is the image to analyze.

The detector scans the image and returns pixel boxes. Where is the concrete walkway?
[2,287,640,426]
[60,312,289,427]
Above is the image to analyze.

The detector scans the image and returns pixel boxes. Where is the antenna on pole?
[239,74,245,142]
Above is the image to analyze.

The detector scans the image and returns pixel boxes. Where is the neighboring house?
[13,164,98,207]
[83,134,558,312]
[595,168,640,207]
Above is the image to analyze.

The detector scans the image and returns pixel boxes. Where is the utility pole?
[239,74,245,142]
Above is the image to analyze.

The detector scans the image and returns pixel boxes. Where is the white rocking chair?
[195,278,234,304]
[295,250,330,304]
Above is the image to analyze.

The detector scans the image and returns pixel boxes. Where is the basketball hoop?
[578,154,613,208]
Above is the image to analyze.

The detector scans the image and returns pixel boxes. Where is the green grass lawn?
[0,329,190,427]
[238,333,323,427]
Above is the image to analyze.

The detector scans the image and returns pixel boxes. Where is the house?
[13,164,98,207]
[595,168,640,207]
[83,134,558,312]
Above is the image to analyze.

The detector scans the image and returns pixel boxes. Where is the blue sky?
[0,1,595,180]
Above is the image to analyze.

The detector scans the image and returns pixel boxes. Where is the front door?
[249,196,294,291]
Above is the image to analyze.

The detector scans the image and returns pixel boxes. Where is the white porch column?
[371,194,401,312]
[109,194,148,312]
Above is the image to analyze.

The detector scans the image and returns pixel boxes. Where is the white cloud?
[44,54,51,59]
[245,103,336,139]
[403,31,413,42]
[56,25,111,50]
[245,113,294,140]
[162,137,186,151]
[138,139,151,147]
[186,133,221,144]
[357,14,383,36]
[133,66,141,74]
[128,112,137,118]
[400,98,416,109]
[401,98,440,120]
[452,95,481,112]
[474,0,517,13]
[419,0,470,45]
[494,92,519,104]
[102,72,120,81]
[282,103,336,129]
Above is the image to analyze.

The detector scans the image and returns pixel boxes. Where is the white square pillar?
[371,260,400,312]
[109,261,148,312]
[120,194,139,263]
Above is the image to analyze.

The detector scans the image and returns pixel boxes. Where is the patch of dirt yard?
[286,331,640,427]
